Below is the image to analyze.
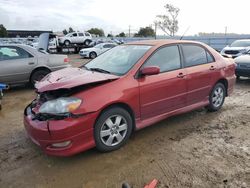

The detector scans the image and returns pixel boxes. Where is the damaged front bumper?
[24,103,98,156]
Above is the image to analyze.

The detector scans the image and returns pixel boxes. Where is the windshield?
[230,40,250,47]
[85,45,152,75]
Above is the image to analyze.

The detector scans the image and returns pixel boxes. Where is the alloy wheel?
[100,115,128,146]
[212,86,224,108]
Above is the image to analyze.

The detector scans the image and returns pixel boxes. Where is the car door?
[70,32,78,43]
[78,32,85,43]
[138,45,187,120]
[181,44,218,105]
[0,46,37,84]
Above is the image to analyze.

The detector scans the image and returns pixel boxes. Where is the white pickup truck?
[59,32,92,46]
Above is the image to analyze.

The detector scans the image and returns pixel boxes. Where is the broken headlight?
[39,97,82,114]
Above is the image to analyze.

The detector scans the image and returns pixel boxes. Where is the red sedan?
[24,40,236,156]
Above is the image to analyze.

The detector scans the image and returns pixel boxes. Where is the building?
[7,30,53,38]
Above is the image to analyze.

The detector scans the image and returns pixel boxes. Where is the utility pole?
[154,21,157,40]
[128,25,131,38]
[225,26,227,36]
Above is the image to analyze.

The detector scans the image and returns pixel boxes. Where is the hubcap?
[100,115,128,146]
[212,87,224,107]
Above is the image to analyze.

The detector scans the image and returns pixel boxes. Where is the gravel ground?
[0,54,249,188]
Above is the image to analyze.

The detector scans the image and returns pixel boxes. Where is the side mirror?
[140,66,160,76]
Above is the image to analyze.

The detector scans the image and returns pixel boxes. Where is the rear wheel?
[30,69,50,86]
[94,107,133,152]
[89,52,97,59]
[206,83,226,112]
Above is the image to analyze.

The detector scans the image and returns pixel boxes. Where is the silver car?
[0,44,70,86]
[79,43,117,59]
[221,39,250,58]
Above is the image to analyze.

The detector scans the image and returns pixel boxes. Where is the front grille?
[224,50,239,55]
[239,64,250,68]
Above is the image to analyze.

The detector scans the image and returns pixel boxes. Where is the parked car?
[234,51,250,78]
[221,39,250,58]
[88,39,105,47]
[79,42,117,58]
[0,44,70,86]
[58,32,92,46]
[24,40,236,156]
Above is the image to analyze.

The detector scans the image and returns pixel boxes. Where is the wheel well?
[97,103,136,132]
[29,67,51,82]
[89,51,97,57]
[216,79,228,96]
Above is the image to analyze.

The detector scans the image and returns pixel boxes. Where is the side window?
[71,33,77,37]
[0,46,32,61]
[85,32,90,36]
[103,44,113,48]
[144,45,181,73]
[182,45,208,67]
[78,33,84,36]
[206,51,214,63]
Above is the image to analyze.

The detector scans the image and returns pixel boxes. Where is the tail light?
[64,57,69,63]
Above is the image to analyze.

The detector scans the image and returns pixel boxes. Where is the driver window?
[144,45,181,73]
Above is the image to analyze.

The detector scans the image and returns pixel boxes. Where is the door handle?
[28,62,35,65]
[177,72,186,78]
[209,65,216,70]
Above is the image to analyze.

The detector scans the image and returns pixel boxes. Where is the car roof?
[127,39,204,47]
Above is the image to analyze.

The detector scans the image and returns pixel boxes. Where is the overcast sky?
[0,0,249,35]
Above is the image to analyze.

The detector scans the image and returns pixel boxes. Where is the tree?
[0,24,7,37]
[62,29,68,35]
[87,28,105,37]
[68,27,74,33]
[134,27,155,37]
[156,4,180,36]
[107,33,113,37]
[116,32,126,37]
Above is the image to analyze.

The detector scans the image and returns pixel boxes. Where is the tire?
[84,40,91,46]
[30,69,50,86]
[94,107,133,152]
[64,40,70,46]
[89,51,97,59]
[206,83,226,112]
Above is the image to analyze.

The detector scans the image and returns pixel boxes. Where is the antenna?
[180,26,190,40]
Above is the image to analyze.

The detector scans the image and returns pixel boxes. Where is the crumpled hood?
[35,67,119,92]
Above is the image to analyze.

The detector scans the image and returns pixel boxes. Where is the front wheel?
[64,40,70,46]
[206,83,226,112]
[84,40,91,46]
[30,70,50,86]
[94,107,133,152]
[89,52,97,59]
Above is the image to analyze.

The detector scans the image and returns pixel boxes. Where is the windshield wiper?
[89,68,111,74]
